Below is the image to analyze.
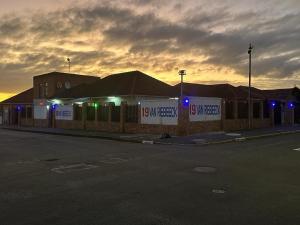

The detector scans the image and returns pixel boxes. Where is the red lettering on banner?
[142,107,149,117]
[190,104,196,115]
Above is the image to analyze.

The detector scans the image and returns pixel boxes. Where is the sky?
[0,0,299,101]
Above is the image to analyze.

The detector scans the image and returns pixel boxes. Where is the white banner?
[55,105,73,121]
[189,97,222,121]
[34,106,48,119]
[141,99,178,125]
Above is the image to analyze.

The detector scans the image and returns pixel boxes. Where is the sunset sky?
[0,0,299,101]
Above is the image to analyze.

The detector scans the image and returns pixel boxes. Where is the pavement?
[1,129,300,225]
[1,124,300,145]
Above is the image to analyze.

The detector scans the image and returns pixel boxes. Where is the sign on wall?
[141,99,178,125]
[34,106,48,119]
[189,97,222,121]
[55,105,73,121]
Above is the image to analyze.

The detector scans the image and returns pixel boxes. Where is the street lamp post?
[179,70,186,98]
[67,58,71,73]
[248,43,253,129]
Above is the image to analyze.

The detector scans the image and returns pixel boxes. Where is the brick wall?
[20,118,34,127]
[55,120,84,130]
[34,119,48,128]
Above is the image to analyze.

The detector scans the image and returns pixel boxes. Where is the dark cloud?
[0,2,299,93]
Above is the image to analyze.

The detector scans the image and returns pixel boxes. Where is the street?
[1,129,300,225]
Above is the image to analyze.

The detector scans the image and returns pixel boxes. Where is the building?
[0,70,298,135]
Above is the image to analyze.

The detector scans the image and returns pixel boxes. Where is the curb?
[1,127,141,144]
[154,130,300,146]
[2,127,300,146]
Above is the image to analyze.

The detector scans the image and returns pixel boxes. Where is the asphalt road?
[1,129,300,225]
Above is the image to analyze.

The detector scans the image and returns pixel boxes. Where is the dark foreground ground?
[0,129,300,225]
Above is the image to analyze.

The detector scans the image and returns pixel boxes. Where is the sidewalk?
[1,124,300,145]
[155,124,300,145]
[0,126,160,143]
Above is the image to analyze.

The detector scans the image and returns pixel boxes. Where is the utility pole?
[179,70,186,98]
[248,43,253,129]
[67,58,71,73]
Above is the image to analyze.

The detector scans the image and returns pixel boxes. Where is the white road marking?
[293,148,300,151]
[51,163,98,174]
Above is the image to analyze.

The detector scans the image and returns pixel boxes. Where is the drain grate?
[194,167,216,173]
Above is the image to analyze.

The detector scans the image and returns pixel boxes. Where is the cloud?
[0,1,299,93]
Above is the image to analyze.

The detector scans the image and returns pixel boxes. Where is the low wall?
[188,121,222,134]
[224,118,272,131]
[55,120,83,130]
[20,118,34,127]
[30,118,273,135]
[86,121,120,133]
[34,119,48,128]
[125,123,178,135]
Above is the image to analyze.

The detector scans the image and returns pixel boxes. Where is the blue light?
[288,102,294,109]
[17,105,21,111]
[52,104,57,110]
[271,101,276,108]
[183,97,190,106]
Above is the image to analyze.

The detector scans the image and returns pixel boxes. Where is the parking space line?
[293,148,300,151]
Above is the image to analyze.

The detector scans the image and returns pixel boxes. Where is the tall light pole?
[67,58,71,73]
[179,70,186,98]
[248,43,253,129]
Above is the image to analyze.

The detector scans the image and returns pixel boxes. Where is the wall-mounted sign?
[34,106,48,119]
[55,105,73,120]
[189,97,222,121]
[141,99,178,125]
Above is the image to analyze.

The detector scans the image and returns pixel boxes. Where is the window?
[126,105,138,123]
[225,101,234,119]
[253,102,260,119]
[98,106,109,122]
[263,101,270,118]
[39,84,44,98]
[45,82,48,97]
[238,102,248,119]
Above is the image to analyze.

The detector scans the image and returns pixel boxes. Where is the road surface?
[0,129,300,225]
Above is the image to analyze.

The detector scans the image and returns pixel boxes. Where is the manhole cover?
[51,163,98,174]
[212,189,226,194]
[194,167,216,173]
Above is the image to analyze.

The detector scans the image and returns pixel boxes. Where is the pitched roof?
[236,86,267,100]
[1,88,33,104]
[174,83,258,99]
[34,71,99,80]
[55,71,176,98]
[263,88,297,101]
